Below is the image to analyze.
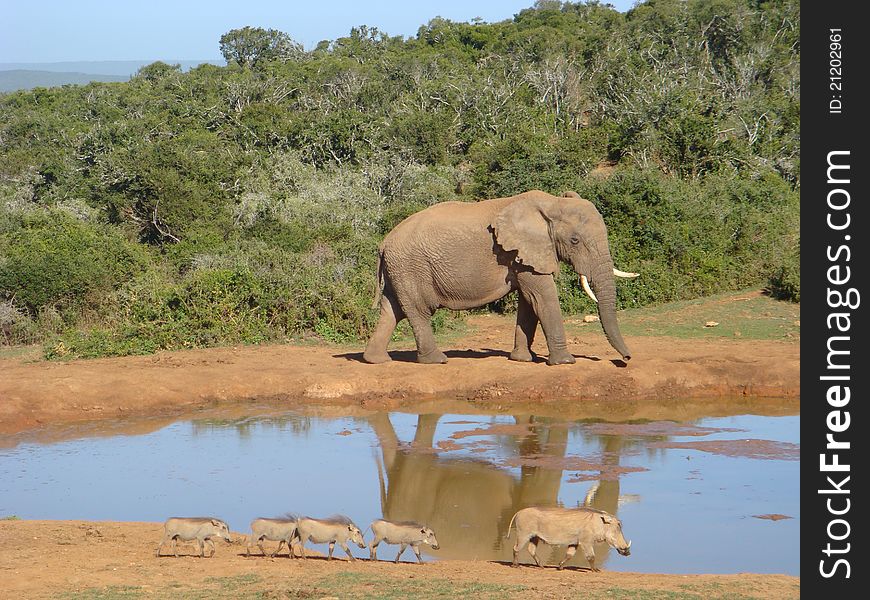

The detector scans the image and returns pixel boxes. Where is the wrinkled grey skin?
[369,519,440,564]
[246,518,298,558]
[294,516,366,561]
[156,517,232,558]
[507,506,631,571]
[364,190,631,366]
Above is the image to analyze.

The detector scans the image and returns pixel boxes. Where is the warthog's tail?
[370,249,385,310]
[505,512,519,540]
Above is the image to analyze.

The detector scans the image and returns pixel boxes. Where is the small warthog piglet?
[294,515,366,561]
[369,519,439,563]
[156,517,232,558]
[246,517,298,558]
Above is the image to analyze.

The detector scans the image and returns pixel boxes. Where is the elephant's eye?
[570,235,581,245]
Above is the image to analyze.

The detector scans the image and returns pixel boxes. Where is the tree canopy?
[219,26,304,68]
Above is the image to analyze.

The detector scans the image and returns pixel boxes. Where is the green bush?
[0,212,148,314]
[767,244,800,302]
[0,299,38,345]
[574,167,799,307]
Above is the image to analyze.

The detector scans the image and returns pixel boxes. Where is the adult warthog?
[246,517,298,558]
[369,519,440,563]
[294,515,366,561]
[156,517,232,558]
[507,507,631,571]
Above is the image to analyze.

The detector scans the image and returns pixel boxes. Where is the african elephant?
[363,190,635,366]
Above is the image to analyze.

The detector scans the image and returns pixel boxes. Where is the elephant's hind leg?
[406,308,448,364]
[364,293,404,364]
[510,293,538,362]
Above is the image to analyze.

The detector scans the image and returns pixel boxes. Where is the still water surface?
[0,407,799,574]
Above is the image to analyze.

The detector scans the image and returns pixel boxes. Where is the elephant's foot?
[363,349,392,364]
[546,349,576,366]
[417,349,448,364]
[509,348,535,362]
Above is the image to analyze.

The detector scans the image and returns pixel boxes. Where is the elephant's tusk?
[581,275,598,303]
[613,268,639,278]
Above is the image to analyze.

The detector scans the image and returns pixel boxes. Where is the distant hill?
[0,70,129,92]
[0,60,225,92]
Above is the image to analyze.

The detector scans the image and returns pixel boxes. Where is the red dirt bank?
[0,314,799,435]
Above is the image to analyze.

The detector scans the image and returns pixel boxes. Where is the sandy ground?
[0,520,800,599]
[0,313,799,436]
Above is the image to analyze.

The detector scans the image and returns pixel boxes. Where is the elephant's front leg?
[517,272,575,366]
[510,293,539,362]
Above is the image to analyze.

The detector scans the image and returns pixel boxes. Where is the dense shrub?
[767,244,800,302]
[0,0,800,357]
[0,299,38,345]
[0,212,148,314]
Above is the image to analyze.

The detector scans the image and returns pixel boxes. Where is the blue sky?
[2,0,636,63]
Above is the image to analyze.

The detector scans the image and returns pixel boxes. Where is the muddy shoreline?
[0,315,799,436]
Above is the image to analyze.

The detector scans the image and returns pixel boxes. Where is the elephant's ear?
[492,199,558,274]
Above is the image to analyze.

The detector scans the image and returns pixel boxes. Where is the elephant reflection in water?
[577,434,629,569]
[367,413,627,567]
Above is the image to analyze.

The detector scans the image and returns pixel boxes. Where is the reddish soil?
[0,313,799,436]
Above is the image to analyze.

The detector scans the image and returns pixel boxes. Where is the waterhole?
[0,402,798,574]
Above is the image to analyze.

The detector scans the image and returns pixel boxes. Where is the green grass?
[57,577,799,600]
[201,573,262,592]
[588,590,703,600]
[574,289,799,341]
[57,575,265,600]
[58,586,143,600]
[6,288,797,365]
[0,345,41,361]
[305,571,525,599]
[581,582,799,600]
[56,572,524,600]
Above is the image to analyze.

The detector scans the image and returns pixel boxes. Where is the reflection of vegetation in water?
[190,414,312,440]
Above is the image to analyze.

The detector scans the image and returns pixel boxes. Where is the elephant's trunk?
[589,261,631,361]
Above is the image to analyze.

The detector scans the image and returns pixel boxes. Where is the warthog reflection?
[367,414,631,567]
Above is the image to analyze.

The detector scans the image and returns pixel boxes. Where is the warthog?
[369,519,440,563]
[246,518,298,558]
[156,517,232,558]
[294,515,366,561]
[507,507,631,571]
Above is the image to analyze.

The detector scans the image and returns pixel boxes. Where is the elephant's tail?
[371,250,385,310]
